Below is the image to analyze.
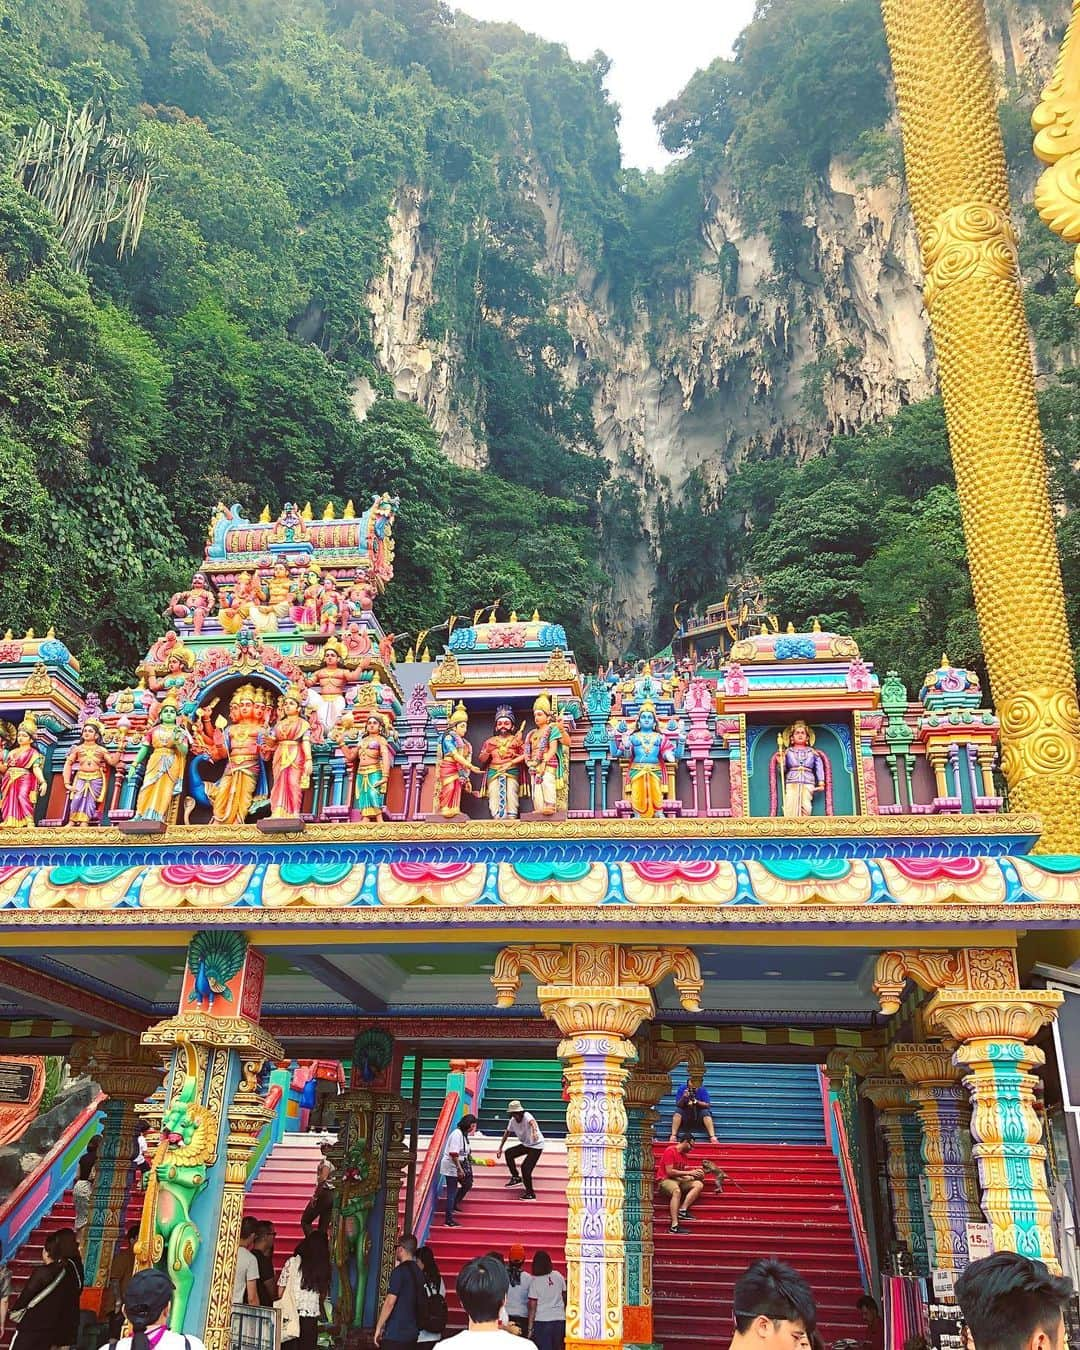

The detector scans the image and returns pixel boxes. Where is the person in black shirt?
[301,1162,334,1237]
[252,1222,277,1308]
[375,1234,422,1350]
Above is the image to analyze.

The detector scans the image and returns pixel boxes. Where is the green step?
[478,1058,566,1138]
[400,1057,453,1132]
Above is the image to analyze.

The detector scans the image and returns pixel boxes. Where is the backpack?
[412,1267,448,1336]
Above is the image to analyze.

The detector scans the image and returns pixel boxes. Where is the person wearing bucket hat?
[496,1101,545,1200]
[505,1245,531,1335]
[97,1268,207,1350]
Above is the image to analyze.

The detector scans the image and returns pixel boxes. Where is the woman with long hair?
[526,1251,565,1350]
[278,1231,331,1350]
[438,1113,478,1227]
[96,1268,207,1350]
[416,1246,445,1346]
[10,1231,82,1350]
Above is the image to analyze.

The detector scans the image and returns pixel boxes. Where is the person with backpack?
[375,1234,424,1350]
[416,1246,448,1345]
[96,1268,206,1350]
[504,1245,531,1335]
[10,1232,81,1350]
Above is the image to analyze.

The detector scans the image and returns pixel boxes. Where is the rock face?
[362,0,1065,638]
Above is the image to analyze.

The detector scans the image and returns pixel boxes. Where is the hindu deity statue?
[343,622,373,665]
[477,706,525,819]
[524,694,567,816]
[202,685,271,824]
[367,493,398,577]
[772,720,827,818]
[165,573,215,634]
[0,716,46,827]
[319,576,343,633]
[306,640,357,733]
[132,697,193,824]
[344,712,393,822]
[145,644,194,699]
[62,721,120,825]
[377,632,398,668]
[434,703,480,818]
[614,701,678,819]
[343,578,376,622]
[259,561,295,620]
[262,686,312,819]
[291,565,325,629]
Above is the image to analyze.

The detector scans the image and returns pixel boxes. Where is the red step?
[651,1142,867,1350]
[244,1132,333,1265]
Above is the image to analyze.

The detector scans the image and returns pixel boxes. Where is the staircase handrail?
[0,1092,106,1259]
[412,1090,461,1245]
[245,1070,292,1188]
[829,1094,872,1292]
[471,1059,492,1118]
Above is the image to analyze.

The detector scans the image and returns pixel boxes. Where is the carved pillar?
[862,1076,930,1276]
[927,991,1063,1266]
[879,0,1080,851]
[889,1046,983,1269]
[68,1034,163,1292]
[136,934,281,1350]
[493,944,703,1350]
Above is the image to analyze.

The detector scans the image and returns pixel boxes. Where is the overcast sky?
[452,0,757,171]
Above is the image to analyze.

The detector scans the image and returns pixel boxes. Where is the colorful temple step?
[477,1057,567,1140]
[244,1131,332,1260]
[656,1063,827,1144]
[651,1141,865,1350]
[399,1058,453,1133]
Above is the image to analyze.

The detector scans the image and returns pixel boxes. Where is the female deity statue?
[62,721,120,826]
[344,713,393,822]
[305,641,358,734]
[146,645,194,698]
[477,706,525,819]
[132,697,193,823]
[0,716,46,827]
[771,719,828,818]
[524,694,566,817]
[203,685,271,824]
[614,701,677,819]
[291,566,324,629]
[434,703,480,819]
[165,573,215,634]
[262,687,312,820]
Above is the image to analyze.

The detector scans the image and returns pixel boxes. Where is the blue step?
[657,1063,826,1144]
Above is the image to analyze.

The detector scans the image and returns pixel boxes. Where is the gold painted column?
[928,990,1063,1266]
[493,944,703,1350]
[880,0,1080,850]
[861,1076,930,1276]
[889,1045,984,1270]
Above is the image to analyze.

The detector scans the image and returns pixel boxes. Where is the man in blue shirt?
[668,1077,718,1143]
[375,1234,423,1350]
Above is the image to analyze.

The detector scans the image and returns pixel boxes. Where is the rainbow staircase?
[400,1059,453,1133]
[477,1057,566,1139]
[244,1131,333,1257]
[656,1063,827,1144]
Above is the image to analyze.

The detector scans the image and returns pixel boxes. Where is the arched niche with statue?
[745,720,856,818]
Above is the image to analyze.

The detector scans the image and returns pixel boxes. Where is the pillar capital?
[70,1031,164,1101]
[860,1075,914,1113]
[925,989,1062,1051]
[825,1047,882,1090]
[873,948,1017,1016]
[888,1043,964,1088]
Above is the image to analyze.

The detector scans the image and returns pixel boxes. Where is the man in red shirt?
[656,1135,704,1233]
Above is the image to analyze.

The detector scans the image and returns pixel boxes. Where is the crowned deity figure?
[0,716,47,827]
[62,721,120,826]
[145,644,194,699]
[772,720,827,818]
[434,703,480,819]
[165,573,215,634]
[132,696,193,824]
[614,701,678,819]
[524,694,567,817]
[319,577,343,634]
[344,712,393,822]
[259,562,295,619]
[262,686,312,819]
[343,578,376,623]
[291,566,325,629]
[306,640,358,733]
[477,705,525,820]
[203,684,271,824]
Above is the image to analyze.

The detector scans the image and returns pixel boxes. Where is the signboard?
[966,1223,993,1261]
[0,1060,37,1105]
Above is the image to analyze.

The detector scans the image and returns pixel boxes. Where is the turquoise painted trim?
[245,1066,293,1187]
[184,1054,242,1339]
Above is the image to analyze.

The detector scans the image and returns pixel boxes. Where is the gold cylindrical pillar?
[881,0,1080,850]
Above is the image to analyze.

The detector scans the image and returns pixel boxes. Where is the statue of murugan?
[201,685,271,824]
[263,686,312,819]
[524,694,566,816]
[344,712,393,822]
[306,639,357,733]
[62,721,120,826]
[0,716,46,827]
[434,703,479,818]
[772,719,827,818]
[615,700,677,819]
[477,705,525,819]
[132,697,193,823]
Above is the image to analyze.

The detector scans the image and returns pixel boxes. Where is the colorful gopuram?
[2,9,1080,1350]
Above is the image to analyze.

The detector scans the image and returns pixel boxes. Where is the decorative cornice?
[925,989,1063,1045]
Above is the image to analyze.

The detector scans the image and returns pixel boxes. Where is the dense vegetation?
[0,0,1075,691]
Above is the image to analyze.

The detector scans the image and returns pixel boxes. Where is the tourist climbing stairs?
[652,1063,866,1350]
[244,1130,333,1257]
[476,1056,566,1138]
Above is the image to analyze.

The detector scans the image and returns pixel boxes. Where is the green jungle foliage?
[0,0,1075,692]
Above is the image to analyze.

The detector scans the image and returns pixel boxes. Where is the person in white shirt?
[439,1255,538,1350]
[233,1217,261,1305]
[504,1245,531,1335]
[526,1252,565,1350]
[98,1267,207,1350]
[496,1100,545,1200]
[440,1113,478,1227]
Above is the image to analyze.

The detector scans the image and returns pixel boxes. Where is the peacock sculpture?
[352,1027,393,1083]
[186,930,247,1010]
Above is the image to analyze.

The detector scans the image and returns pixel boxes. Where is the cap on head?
[509,1243,526,1262]
[507,1099,524,1114]
[124,1269,174,1326]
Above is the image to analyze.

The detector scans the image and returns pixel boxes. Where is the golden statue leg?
[881,0,1080,850]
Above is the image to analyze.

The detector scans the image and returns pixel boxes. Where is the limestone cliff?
[362,0,1066,646]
